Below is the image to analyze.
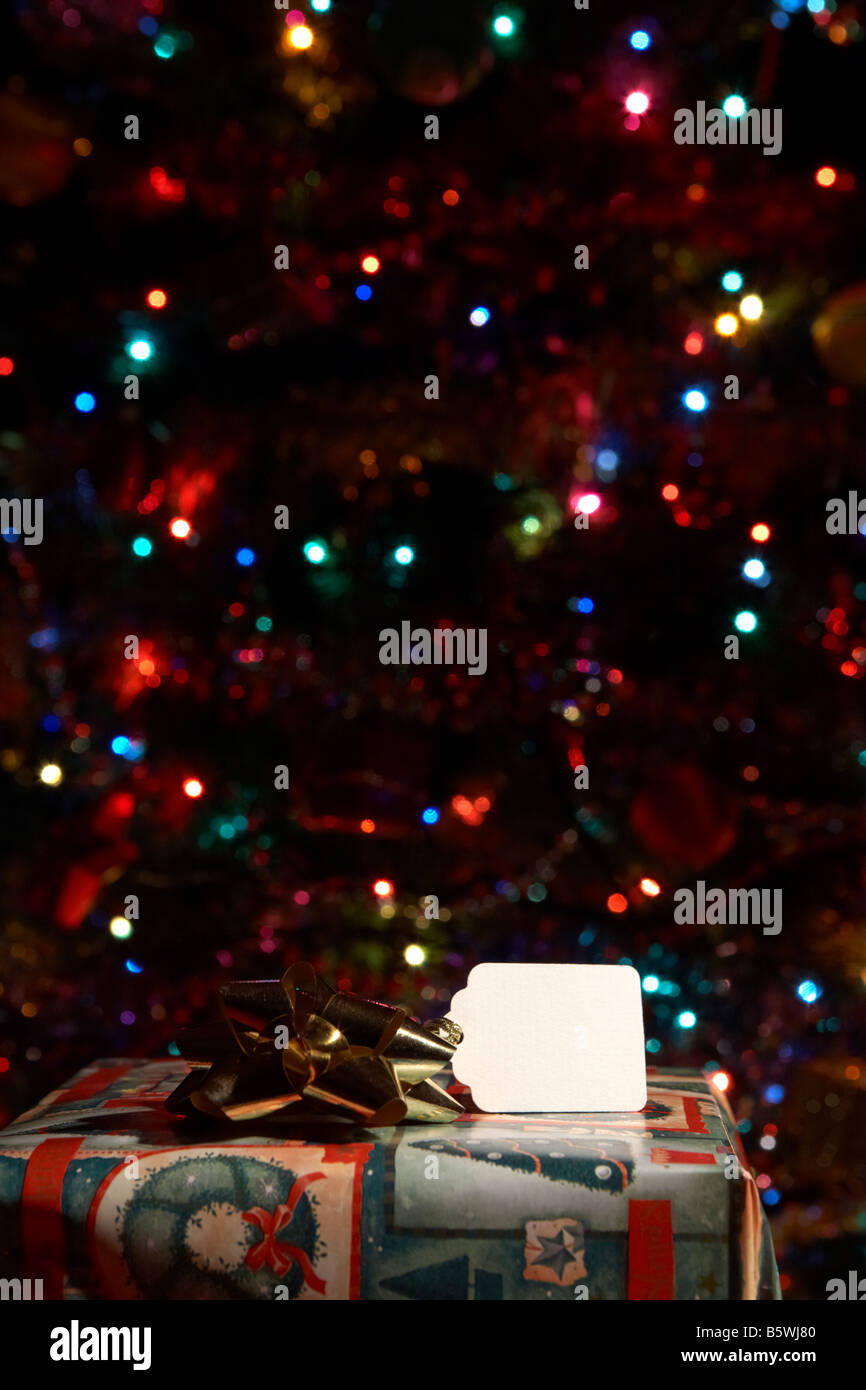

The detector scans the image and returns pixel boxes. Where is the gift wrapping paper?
[0,1059,781,1300]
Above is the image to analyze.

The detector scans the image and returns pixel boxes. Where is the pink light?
[625,91,650,116]
[575,492,602,515]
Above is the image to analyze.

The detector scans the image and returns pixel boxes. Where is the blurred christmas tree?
[2,0,866,1296]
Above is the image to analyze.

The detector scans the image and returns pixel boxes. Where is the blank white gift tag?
[447,963,647,1113]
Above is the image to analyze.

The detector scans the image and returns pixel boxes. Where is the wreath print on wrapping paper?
[117,1155,327,1299]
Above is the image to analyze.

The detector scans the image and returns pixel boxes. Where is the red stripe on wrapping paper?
[21,1137,84,1298]
[350,1143,372,1300]
[57,1064,131,1103]
[681,1097,708,1135]
[628,1200,675,1300]
[651,1148,716,1165]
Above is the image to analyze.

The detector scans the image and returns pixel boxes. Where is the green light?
[154,33,177,59]
[255,616,272,632]
[132,536,152,557]
[493,14,515,36]
[127,338,152,361]
[735,610,757,633]
[521,515,541,534]
[303,538,328,564]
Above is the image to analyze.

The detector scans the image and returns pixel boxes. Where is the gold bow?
[166,963,463,1126]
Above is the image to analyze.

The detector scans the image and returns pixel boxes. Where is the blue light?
[124,959,143,974]
[762,1188,781,1206]
[394,545,414,566]
[683,388,708,412]
[596,448,618,472]
[235,547,255,567]
[132,536,153,558]
[723,95,746,119]
[807,0,824,9]
[355,284,373,301]
[629,29,651,50]
[797,979,822,1004]
[42,714,61,732]
[576,596,594,614]
[642,975,660,993]
[138,17,158,35]
[721,270,744,292]
[763,1083,785,1103]
[422,806,440,825]
[771,10,790,27]
[743,558,765,581]
[470,305,491,327]
[74,391,96,413]
[676,1010,697,1029]
[111,736,131,757]
[29,627,58,650]
[778,0,805,9]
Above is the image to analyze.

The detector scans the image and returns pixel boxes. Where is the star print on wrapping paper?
[523,1218,587,1287]
[529,1230,575,1279]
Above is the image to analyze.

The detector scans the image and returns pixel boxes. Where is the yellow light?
[740,294,763,322]
[40,763,63,786]
[715,313,738,337]
[404,944,426,966]
[710,1070,731,1092]
[289,24,313,49]
[639,877,661,897]
[110,916,134,940]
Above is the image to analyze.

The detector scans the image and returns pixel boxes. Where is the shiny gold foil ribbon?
[166,963,463,1126]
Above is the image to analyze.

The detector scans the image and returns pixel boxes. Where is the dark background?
[2,0,866,1297]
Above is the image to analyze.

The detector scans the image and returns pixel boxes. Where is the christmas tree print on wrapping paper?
[409,1135,635,1193]
[118,1155,324,1299]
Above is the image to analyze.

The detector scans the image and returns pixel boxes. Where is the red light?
[751,523,771,543]
[315,274,330,289]
[841,660,859,678]
[183,778,204,799]
[661,484,679,502]
[360,818,375,833]
[0,357,13,376]
[625,91,650,116]
[146,288,167,309]
[442,188,459,206]
[169,517,191,539]
[373,878,393,897]
[149,166,186,203]
[684,332,703,356]
[815,166,837,188]
[607,893,628,914]
[360,254,380,274]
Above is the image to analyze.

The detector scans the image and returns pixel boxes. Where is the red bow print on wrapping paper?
[242,1170,326,1294]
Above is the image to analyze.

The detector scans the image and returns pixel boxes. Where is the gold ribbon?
[169,963,463,1126]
